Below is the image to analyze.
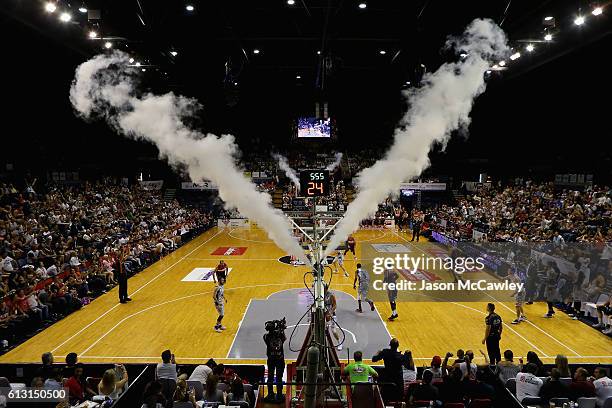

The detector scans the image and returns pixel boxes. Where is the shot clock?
[299,170,330,197]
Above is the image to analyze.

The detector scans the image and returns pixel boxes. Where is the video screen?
[401,189,416,197]
[297,117,331,138]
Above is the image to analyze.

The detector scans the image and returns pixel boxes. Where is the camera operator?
[263,318,287,403]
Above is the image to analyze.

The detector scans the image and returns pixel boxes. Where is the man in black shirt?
[411,369,439,402]
[482,303,502,365]
[372,338,407,403]
[263,323,286,402]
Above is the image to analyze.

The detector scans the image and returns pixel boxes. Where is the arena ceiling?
[1,0,611,177]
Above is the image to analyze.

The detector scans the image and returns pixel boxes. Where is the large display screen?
[297,117,331,138]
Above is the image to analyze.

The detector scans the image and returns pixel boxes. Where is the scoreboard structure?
[299,170,330,197]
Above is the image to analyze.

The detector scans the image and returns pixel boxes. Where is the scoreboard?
[299,170,330,197]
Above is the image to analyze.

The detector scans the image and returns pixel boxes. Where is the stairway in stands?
[163,188,176,201]
[272,186,284,208]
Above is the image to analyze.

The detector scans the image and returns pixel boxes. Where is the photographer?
[263,318,286,402]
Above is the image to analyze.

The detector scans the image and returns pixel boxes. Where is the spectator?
[593,367,612,407]
[228,377,249,406]
[142,380,166,408]
[425,355,444,380]
[63,352,78,378]
[555,354,571,378]
[569,367,595,400]
[539,368,571,404]
[98,367,128,400]
[411,369,439,403]
[527,351,547,377]
[187,358,215,384]
[65,363,95,404]
[44,368,64,390]
[515,363,544,403]
[496,349,522,383]
[39,351,54,379]
[343,351,378,387]
[156,349,177,382]
[173,378,197,408]
[202,374,226,404]
[372,338,407,402]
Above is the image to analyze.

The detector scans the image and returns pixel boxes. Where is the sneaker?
[337,344,343,351]
[220,326,227,330]
[511,319,520,324]
[572,316,579,320]
[519,315,528,321]
[344,272,349,277]
[214,326,222,333]
[544,313,553,318]
[355,309,363,313]
[603,327,612,335]
[388,314,398,321]
[369,302,375,311]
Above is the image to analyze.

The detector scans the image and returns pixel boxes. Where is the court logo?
[211,247,247,256]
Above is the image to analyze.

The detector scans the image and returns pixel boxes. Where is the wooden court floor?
[1,226,610,366]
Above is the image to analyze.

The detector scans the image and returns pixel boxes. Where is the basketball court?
[1,226,610,366]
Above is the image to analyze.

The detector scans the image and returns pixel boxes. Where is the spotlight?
[509,52,520,61]
[135,62,141,67]
[185,4,194,11]
[526,44,535,52]
[544,34,553,41]
[498,60,506,67]
[287,0,295,4]
[544,16,554,21]
[104,41,113,49]
[379,50,386,55]
[316,50,321,55]
[129,58,135,64]
[592,7,603,16]
[296,75,301,79]
[492,64,499,69]
[45,2,57,13]
[88,31,98,39]
[253,49,260,54]
[459,52,468,59]
[78,7,87,13]
[574,15,585,25]
[170,51,178,56]
[405,81,411,85]
[59,12,72,22]
[358,2,367,9]
[485,70,492,74]
[141,68,146,72]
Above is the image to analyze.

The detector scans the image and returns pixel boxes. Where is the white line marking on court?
[264,285,354,300]
[187,258,280,261]
[227,228,277,244]
[51,229,223,354]
[485,293,582,357]
[226,299,253,358]
[79,282,315,357]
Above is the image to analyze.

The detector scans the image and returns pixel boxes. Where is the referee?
[482,303,502,365]
[118,247,131,304]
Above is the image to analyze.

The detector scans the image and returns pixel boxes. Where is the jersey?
[213,285,224,305]
[357,268,370,288]
[215,264,228,281]
[485,312,502,339]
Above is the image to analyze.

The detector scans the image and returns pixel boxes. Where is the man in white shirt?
[593,367,612,407]
[156,350,178,381]
[188,360,214,384]
[2,255,15,273]
[515,363,543,403]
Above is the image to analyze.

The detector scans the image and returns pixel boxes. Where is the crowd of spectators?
[0,181,213,352]
[430,182,611,244]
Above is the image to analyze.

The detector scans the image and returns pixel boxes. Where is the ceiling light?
[129,58,135,64]
[317,50,321,55]
[405,81,411,85]
[358,2,367,9]
[544,34,553,41]
[78,7,87,13]
[526,44,535,52]
[498,60,506,67]
[287,0,295,5]
[88,31,98,39]
[379,50,386,55]
[234,82,238,85]
[59,12,72,22]
[185,4,194,11]
[592,7,603,16]
[135,62,141,67]
[544,16,554,21]
[45,2,57,13]
[492,64,499,69]
[170,51,178,56]
[509,52,520,60]
[296,75,301,79]
[574,15,585,25]
[253,49,260,54]
[141,69,146,72]
[104,41,112,49]
[485,70,492,74]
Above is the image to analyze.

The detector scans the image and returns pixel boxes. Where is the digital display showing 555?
[300,170,330,197]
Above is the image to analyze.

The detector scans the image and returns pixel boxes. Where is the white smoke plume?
[69,51,308,263]
[325,19,508,255]
[325,152,343,171]
[273,153,300,192]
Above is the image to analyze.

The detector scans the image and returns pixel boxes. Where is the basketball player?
[213,260,228,284]
[118,246,131,304]
[213,277,227,333]
[353,263,375,313]
[324,284,343,351]
[345,235,356,261]
[332,250,349,277]
[384,268,399,321]
[510,272,527,324]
